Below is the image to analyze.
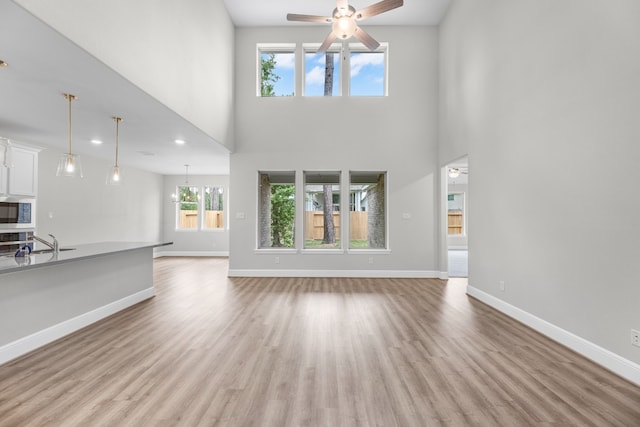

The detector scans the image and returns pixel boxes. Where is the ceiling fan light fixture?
[333,16,356,39]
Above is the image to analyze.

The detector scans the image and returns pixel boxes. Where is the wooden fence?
[448,211,463,235]
[304,211,367,240]
[179,210,224,229]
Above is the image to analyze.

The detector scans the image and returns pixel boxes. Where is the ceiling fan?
[448,167,468,178]
[287,0,404,53]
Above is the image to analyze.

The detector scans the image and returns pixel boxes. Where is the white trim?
[467,286,640,387]
[0,287,154,366]
[228,269,440,278]
[448,246,468,251]
[155,251,229,258]
[439,271,449,280]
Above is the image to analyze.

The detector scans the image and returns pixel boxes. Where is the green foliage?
[179,187,198,210]
[261,53,280,97]
[271,184,295,247]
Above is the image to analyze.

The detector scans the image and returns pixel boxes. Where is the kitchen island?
[0,241,171,365]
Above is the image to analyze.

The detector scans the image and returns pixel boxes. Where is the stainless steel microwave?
[0,199,35,228]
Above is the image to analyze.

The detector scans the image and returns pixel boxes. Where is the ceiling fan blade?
[353,26,380,51]
[355,0,403,20]
[287,13,332,23]
[317,32,338,54]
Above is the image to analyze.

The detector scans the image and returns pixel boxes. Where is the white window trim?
[301,43,343,97]
[256,43,297,97]
[202,185,226,231]
[347,42,389,97]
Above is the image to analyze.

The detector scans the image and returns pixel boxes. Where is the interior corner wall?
[36,147,163,246]
[440,0,640,367]
[159,174,229,256]
[15,0,235,151]
[229,26,439,276]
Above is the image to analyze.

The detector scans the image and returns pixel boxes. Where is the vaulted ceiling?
[0,1,450,176]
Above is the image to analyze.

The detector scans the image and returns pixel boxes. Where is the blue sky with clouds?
[261,50,384,97]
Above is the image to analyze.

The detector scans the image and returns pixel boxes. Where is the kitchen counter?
[0,241,172,365]
[0,241,172,274]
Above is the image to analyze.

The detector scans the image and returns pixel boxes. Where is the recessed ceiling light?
[91,139,103,145]
[0,60,8,68]
[175,139,186,145]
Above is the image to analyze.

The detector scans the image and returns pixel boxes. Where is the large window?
[349,172,386,249]
[258,43,388,97]
[304,171,340,249]
[304,46,341,96]
[204,186,224,230]
[350,46,387,96]
[259,171,296,249]
[258,45,295,97]
[176,186,200,230]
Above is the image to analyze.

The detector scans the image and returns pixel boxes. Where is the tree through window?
[258,171,295,248]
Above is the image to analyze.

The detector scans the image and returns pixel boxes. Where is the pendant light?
[171,164,199,203]
[107,117,123,185]
[56,93,83,177]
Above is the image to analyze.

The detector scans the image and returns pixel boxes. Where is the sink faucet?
[30,234,59,254]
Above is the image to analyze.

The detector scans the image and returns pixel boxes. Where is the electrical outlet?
[274,256,280,264]
[499,281,505,292]
[631,329,640,348]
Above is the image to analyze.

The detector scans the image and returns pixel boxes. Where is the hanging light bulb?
[56,93,83,177]
[107,117,123,185]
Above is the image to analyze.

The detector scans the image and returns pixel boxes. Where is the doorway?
[446,157,468,278]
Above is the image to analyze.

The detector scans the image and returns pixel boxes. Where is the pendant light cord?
[63,93,76,155]
[113,117,122,167]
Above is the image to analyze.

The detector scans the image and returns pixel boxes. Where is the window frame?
[256,170,297,251]
[302,43,343,97]
[175,185,200,232]
[302,170,343,253]
[348,42,389,97]
[202,185,226,232]
[256,43,297,97]
[347,171,390,253]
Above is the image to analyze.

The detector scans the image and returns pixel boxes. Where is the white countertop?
[0,241,172,274]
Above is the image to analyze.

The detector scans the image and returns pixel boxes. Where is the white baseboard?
[228,269,440,278]
[0,287,155,366]
[467,286,640,387]
[155,251,229,258]
[439,271,449,280]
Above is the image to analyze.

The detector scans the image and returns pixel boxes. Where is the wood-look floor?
[0,258,639,426]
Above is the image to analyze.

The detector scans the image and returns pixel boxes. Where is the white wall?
[16,0,235,151]
[159,174,229,256]
[440,0,640,371]
[230,26,440,276]
[36,147,163,246]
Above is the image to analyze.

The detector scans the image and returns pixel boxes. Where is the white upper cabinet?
[1,145,40,197]
[0,167,6,194]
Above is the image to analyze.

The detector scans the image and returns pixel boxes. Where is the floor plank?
[0,257,638,426]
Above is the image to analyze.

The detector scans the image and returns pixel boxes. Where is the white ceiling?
[0,0,450,176]
[223,0,451,27]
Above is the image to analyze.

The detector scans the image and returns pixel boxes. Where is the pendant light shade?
[107,117,123,185]
[56,93,83,178]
